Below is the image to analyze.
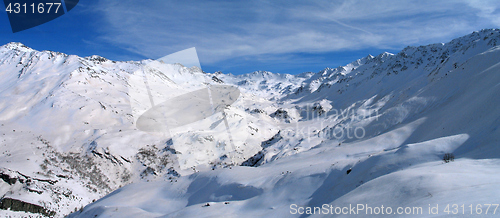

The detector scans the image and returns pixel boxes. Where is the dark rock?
[0,197,55,217]
[0,173,17,185]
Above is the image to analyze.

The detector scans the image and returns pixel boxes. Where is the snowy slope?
[2,29,500,217]
[245,29,500,166]
[0,43,277,217]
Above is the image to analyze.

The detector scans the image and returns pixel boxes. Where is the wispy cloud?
[92,0,500,72]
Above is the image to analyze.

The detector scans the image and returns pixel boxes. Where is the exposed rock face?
[0,198,55,217]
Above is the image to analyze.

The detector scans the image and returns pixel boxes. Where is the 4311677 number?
[5,2,62,14]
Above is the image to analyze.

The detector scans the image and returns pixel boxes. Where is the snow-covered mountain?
[0,43,279,216]
[1,29,500,217]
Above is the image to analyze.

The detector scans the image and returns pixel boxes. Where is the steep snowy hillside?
[69,29,500,217]
[1,29,500,217]
[0,43,278,217]
[243,29,500,166]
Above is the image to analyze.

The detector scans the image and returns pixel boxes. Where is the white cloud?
[462,0,500,26]
[93,0,499,66]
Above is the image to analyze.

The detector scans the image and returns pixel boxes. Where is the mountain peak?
[2,42,34,52]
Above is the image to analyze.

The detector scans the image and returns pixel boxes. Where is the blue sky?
[0,0,499,75]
